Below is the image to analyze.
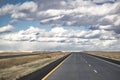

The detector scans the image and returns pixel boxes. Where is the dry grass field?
[85,51,120,61]
[0,51,30,55]
[0,51,70,80]
[0,51,40,56]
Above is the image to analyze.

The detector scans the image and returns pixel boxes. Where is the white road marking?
[93,69,98,73]
[89,55,120,68]
[88,64,91,67]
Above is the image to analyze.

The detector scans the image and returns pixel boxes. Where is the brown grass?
[0,51,32,56]
[0,52,70,80]
[85,51,120,61]
[0,52,69,69]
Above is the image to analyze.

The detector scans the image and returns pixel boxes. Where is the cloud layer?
[0,0,119,33]
[0,26,119,51]
[0,0,120,51]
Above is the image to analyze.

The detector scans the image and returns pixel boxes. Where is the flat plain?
[85,51,120,61]
[0,51,70,80]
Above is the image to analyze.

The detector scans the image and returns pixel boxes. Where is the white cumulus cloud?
[0,0,120,51]
[0,24,14,33]
[0,26,119,51]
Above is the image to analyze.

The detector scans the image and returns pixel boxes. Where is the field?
[0,51,70,80]
[85,51,120,61]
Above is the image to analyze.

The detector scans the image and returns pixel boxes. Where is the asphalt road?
[18,54,70,80]
[44,52,120,80]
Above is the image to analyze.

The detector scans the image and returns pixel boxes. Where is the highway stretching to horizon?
[42,52,120,80]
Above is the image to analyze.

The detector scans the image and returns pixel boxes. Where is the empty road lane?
[42,52,120,80]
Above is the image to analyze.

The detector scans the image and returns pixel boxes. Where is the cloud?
[0,0,120,51]
[11,1,38,20]
[0,26,119,45]
[0,1,38,20]
[0,25,119,51]
[0,4,15,15]
[92,0,116,3]
[0,24,14,33]
[36,0,120,33]
[0,0,120,33]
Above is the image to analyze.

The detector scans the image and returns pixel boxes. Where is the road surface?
[43,52,120,80]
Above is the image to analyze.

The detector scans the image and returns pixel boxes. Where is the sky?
[0,0,120,51]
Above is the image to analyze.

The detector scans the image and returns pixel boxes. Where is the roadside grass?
[85,51,120,61]
[0,52,69,69]
[0,52,33,56]
[0,52,70,80]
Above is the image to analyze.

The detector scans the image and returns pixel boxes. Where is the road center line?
[88,64,91,67]
[93,69,98,73]
[41,54,71,80]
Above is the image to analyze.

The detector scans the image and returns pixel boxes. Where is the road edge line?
[89,55,120,67]
[41,54,71,80]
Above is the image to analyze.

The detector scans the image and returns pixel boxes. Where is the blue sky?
[0,0,52,32]
[0,0,33,6]
[0,0,120,51]
[0,0,34,30]
[0,0,85,32]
